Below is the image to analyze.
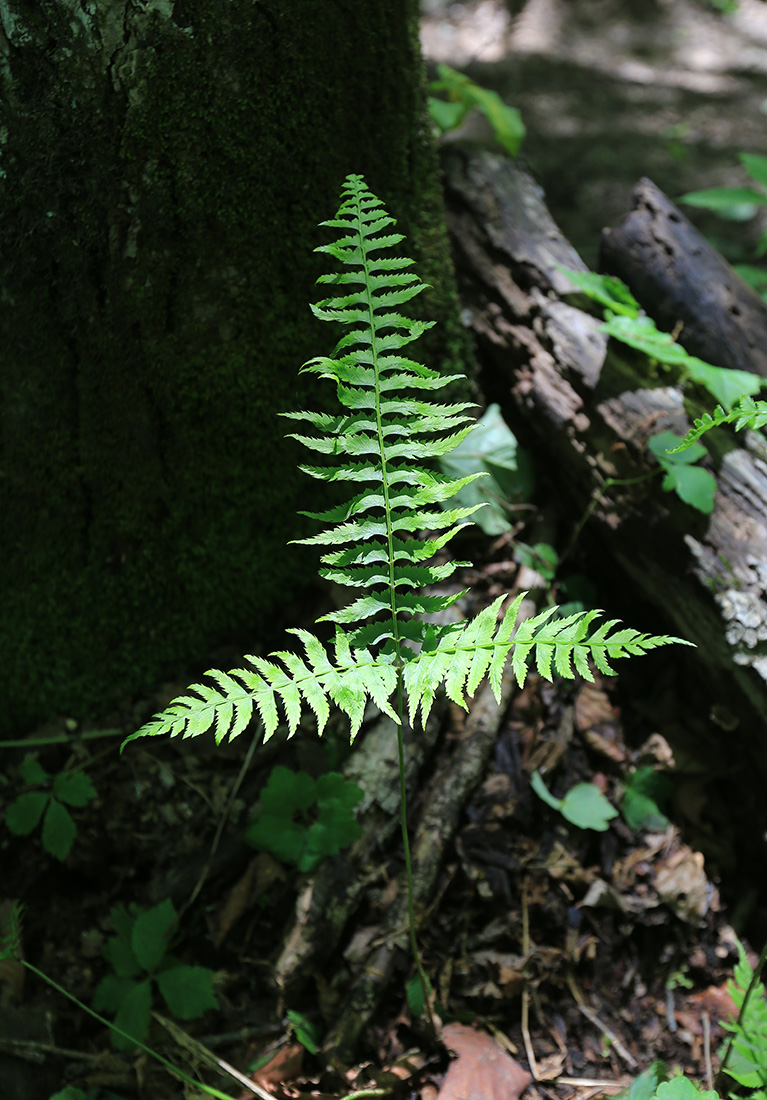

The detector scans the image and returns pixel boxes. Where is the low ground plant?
[5,755,97,861]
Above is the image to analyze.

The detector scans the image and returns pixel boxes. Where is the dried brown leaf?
[439,1022,532,1100]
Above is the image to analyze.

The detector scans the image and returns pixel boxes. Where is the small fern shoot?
[670,393,767,452]
[125,175,688,752]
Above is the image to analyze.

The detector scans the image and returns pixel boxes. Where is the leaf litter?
[0,561,757,1100]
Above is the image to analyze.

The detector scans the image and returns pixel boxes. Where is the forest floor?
[3,2,767,1098]
[0,526,755,1100]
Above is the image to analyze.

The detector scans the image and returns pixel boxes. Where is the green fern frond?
[671,393,767,452]
[401,593,692,726]
[125,174,690,754]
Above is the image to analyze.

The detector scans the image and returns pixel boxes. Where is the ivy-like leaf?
[52,771,97,808]
[5,792,48,836]
[41,799,76,861]
[156,965,218,1020]
[132,899,176,975]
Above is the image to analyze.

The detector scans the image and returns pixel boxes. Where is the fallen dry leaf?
[210,854,285,947]
[438,1022,532,1100]
[253,1042,304,1087]
[653,845,713,924]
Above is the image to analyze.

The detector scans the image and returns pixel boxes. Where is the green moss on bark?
[0,0,473,733]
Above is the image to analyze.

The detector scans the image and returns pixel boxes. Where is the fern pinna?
[125,174,687,751]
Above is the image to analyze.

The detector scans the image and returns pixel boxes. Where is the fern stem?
[348,179,434,1031]
[395,671,437,1035]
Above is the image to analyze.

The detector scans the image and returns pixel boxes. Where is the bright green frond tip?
[670,393,767,452]
[124,175,690,752]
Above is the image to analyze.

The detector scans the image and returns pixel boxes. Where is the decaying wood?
[325,665,517,1060]
[441,145,767,809]
[600,178,767,377]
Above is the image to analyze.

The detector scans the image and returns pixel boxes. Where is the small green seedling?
[93,898,217,1050]
[428,64,525,156]
[621,766,672,831]
[287,1008,322,1054]
[648,432,717,515]
[245,766,363,871]
[5,756,97,861]
[531,769,618,831]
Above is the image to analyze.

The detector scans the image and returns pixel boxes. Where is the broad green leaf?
[41,799,76,860]
[49,1088,88,1100]
[741,153,767,189]
[315,772,363,812]
[531,770,617,831]
[300,809,362,870]
[530,770,563,812]
[655,1078,720,1100]
[649,432,717,514]
[560,782,618,831]
[406,972,429,1019]
[623,1062,667,1100]
[649,431,705,466]
[287,1008,322,1054]
[92,973,137,1013]
[5,792,48,836]
[621,767,672,831]
[682,358,761,409]
[52,770,97,808]
[661,464,717,514]
[555,267,641,317]
[463,83,525,156]
[427,96,467,132]
[111,976,153,1050]
[245,814,306,865]
[156,964,218,1020]
[429,65,525,155]
[132,898,176,974]
[260,766,316,815]
[103,927,141,979]
[679,186,767,211]
[18,757,49,786]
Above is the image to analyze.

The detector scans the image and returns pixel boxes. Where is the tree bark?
[0,0,470,733]
[441,144,767,836]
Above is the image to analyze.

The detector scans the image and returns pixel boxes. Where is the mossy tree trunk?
[0,0,469,733]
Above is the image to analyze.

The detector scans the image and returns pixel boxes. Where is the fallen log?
[600,177,767,378]
[440,145,767,850]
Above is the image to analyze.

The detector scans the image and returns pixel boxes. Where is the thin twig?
[703,1012,713,1091]
[0,1037,103,1063]
[558,1078,627,1090]
[153,1012,268,1100]
[521,878,540,1080]
[575,1004,638,1069]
